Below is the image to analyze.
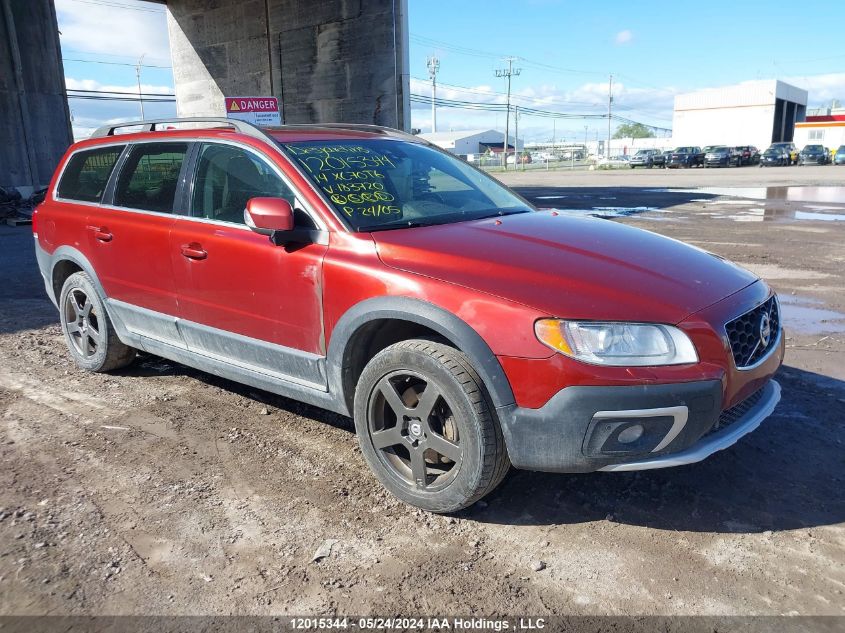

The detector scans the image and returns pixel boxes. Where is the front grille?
[725,296,780,368]
[705,386,766,437]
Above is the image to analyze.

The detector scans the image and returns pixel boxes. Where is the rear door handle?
[86,225,113,242]
[180,243,207,260]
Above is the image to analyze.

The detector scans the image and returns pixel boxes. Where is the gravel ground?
[1,166,843,617]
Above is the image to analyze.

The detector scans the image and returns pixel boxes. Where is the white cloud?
[614,30,633,45]
[781,73,845,107]
[55,0,170,62]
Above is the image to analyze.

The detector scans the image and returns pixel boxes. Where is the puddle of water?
[794,211,845,222]
[543,207,668,220]
[778,295,845,335]
[551,206,660,218]
[669,185,845,205]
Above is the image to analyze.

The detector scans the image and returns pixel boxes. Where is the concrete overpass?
[0,0,410,193]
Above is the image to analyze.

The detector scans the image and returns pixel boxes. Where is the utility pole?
[495,57,521,170]
[606,74,613,159]
[426,55,440,133]
[136,54,145,120]
[584,125,589,158]
[514,105,519,170]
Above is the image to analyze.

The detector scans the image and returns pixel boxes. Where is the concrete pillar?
[167,0,409,130]
[0,0,72,191]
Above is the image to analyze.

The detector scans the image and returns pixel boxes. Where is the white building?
[793,108,845,150]
[419,129,520,158]
[672,80,808,151]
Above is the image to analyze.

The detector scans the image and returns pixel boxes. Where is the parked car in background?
[667,147,705,168]
[760,146,790,167]
[798,144,829,165]
[33,117,785,512]
[701,146,719,157]
[629,149,665,169]
[734,146,760,165]
[835,145,845,165]
[506,152,532,165]
[769,142,798,165]
[661,149,673,165]
[704,146,740,168]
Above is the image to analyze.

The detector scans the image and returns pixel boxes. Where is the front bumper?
[499,378,780,473]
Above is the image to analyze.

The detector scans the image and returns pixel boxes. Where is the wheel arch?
[327,297,516,416]
[46,246,108,306]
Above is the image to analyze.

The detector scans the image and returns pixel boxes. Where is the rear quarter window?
[113,143,188,213]
[56,145,125,203]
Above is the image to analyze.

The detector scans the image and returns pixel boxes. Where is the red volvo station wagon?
[33,119,783,512]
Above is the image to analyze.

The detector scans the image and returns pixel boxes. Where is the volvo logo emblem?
[759,311,772,347]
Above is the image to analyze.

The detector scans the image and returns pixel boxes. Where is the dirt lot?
[1,165,843,618]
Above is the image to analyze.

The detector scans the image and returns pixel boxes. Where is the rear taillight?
[31,207,38,235]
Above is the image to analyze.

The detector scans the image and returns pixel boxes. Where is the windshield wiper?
[470,208,532,221]
[360,208,532,233]
[362,219,439,232]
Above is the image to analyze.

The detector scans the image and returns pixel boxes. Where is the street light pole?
[136,53,146,120]
[426,55,439,133]
[606,74,613,159]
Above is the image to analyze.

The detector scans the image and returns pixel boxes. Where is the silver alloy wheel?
[63,288,104,359]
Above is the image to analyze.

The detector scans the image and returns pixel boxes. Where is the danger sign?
[225,96,281,126]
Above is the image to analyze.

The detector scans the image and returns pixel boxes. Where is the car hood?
[372,212,758,323]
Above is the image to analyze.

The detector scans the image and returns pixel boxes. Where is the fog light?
[617,424,644,444]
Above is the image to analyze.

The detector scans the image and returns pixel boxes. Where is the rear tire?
[354,340,510,513]
[59,272,135,372]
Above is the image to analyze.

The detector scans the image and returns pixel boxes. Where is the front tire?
[354,340,510,513]
[59,272,135,372]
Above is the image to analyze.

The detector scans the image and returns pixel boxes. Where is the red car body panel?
[169,218,328,354]
[371,212,758,324]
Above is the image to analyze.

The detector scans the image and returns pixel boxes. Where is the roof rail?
[89,117,277,144]
[299,123,422,142]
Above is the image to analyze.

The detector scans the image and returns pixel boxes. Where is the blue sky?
[58,0,845,141]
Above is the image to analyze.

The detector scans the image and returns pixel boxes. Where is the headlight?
[534,320,698,366]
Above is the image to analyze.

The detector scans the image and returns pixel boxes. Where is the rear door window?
[113,143,188,213]
[57,145,125,203]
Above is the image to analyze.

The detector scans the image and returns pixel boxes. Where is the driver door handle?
[180,243,207,260]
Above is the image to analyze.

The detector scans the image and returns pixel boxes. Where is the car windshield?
[710,147,728,152]
[281,139,531,231]
[804,145,822,152]
[838,146,845,152]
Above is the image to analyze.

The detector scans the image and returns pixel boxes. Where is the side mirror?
[244,197,294,235]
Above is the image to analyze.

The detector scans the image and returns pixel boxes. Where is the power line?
[410,33,604,77]
[62,58,171,69]
[409,93,671,132]
[62,48,171,64]
[67,88,175,97]
[67,94,175,103]
[64,0,166,13]
[410,76,605,108]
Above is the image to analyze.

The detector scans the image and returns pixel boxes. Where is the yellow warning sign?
[229,100,240,111]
